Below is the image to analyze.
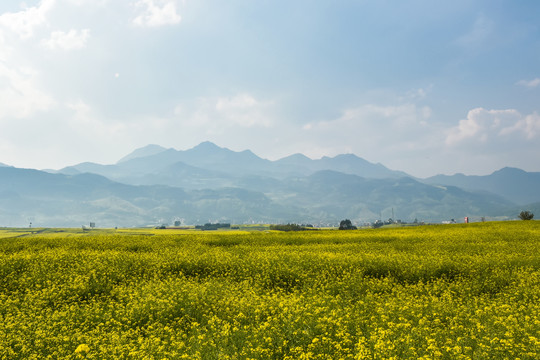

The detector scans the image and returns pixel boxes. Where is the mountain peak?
[492,167,527,175]
[188,142,229,156]
[277,153,312,162]
[332,153,364,161]
[117,144,169,163]
[193,141,221,150]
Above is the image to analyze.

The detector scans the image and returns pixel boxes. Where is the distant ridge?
[0,165,515,227]
[108,141,407,180]
[424,167,540,205]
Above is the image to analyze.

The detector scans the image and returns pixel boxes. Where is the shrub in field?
[339,219,357,230]
[519,210,534,220]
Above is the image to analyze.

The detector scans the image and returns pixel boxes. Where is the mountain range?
[56,141,408,186]
[424,167,540,205]
[0,142,538,227]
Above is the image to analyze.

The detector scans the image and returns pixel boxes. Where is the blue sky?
[0,0,539,177]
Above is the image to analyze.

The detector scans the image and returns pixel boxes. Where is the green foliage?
[519,210,534,220]
[0,222,540,358]
[269,223,308,231]
[339,219,357,230]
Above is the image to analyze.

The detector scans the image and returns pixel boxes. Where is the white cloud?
[174,93,274,133]
[0,31,11,62]
[64,0,108,5]
[399,86,433,102]
[445,108,539,145]
[500,112,540,139]
[133,0,181,27]
[66,99,92,119]
[299,104,540,177]
[215,94,274,128]
[41,28,90,50]
[304,103,431,132]
[301,103,436,160]
[0,1,65,125]
[65,99,129,137]
[0,62,56,120]
[0,98,133,170]
[300,104,540,177]
[516,78,540,88]
[445,108,487,145]
[0,0,56,39]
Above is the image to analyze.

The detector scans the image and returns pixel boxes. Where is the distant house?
[442,219,457,224]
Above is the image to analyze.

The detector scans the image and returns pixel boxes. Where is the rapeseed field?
[0,221,539,359]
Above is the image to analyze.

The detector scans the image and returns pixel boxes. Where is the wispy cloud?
[133,0,181,27]
[516,78,540,88]
[456,14,494,47]
[41,29,90,50]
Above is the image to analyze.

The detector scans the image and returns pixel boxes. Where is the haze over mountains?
[424,168,540,205]
[57,141,408,186]
[0,142,538,227]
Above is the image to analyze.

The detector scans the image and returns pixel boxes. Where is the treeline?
[269,224,315,232]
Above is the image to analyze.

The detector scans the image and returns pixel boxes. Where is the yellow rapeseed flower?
[74,344,89,353]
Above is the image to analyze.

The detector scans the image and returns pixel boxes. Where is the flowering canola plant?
[0,221,539,359]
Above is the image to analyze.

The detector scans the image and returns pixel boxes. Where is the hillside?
[0,164,516,227]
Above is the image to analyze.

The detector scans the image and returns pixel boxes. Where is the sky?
[0,0,539,177]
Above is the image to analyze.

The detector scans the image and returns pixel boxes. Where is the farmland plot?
[0,222,539,359]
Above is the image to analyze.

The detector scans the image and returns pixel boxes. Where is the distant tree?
[518,211,534,220]
[339,219,357,230]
